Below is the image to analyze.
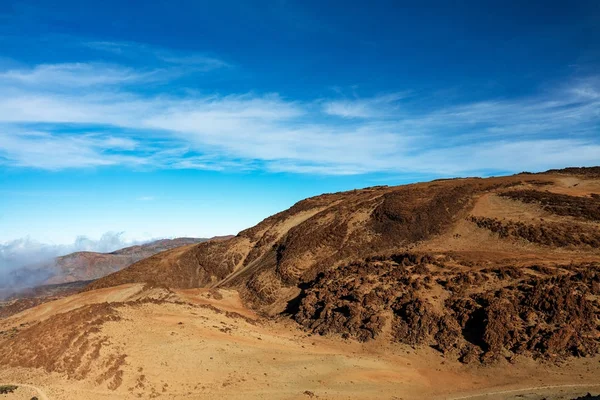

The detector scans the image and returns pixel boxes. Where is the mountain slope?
[86,167,600,363]
[87,182,479,292]
[0,167,599,399]
[89,168,600,297]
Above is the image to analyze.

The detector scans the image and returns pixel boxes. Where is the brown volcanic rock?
[500,189,600,221]
[84,167,600,363]
[543,166,600,177]
[469,216,600,247]
[293,256,600,363]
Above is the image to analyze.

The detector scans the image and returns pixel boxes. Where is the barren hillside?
[1,167,599,399]
[84,167,600,364]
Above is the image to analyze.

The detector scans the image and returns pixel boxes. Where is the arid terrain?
[0,237,234,317]
[1,167,599,399]
[3,238,215,290]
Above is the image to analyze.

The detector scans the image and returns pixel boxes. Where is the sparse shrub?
[0,385,18,394]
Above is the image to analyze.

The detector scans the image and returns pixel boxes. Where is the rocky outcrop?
[292,255,600,363]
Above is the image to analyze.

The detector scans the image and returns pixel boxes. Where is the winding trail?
[1,383,49,400]
[449,383,600,399]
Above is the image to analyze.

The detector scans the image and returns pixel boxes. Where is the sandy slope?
[1,284,599,400]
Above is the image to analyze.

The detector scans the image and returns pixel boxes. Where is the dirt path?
[449,383,600,399]
[1,383,49,400]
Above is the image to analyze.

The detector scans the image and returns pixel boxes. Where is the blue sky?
[0,0,599,254]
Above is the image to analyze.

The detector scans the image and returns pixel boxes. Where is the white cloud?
[0,129,145,169]
[0,54,598,176]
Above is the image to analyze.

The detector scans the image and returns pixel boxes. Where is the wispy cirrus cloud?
[322,92,410,118]
[0,128,144,169]
[85,40,231,70]
[0,62,164,87]
[0,47,598,176]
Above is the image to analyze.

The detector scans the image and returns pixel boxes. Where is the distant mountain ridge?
[4,236,233,291]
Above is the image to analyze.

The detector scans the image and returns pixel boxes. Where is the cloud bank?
[0,41,598,176]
